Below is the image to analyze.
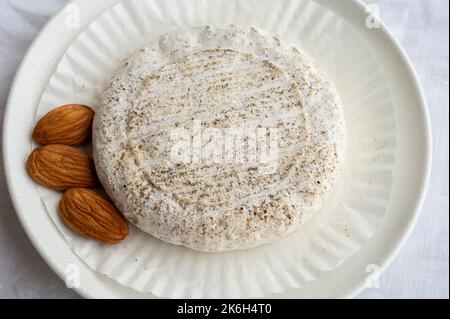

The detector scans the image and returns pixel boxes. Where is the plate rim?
[2,0,432,299]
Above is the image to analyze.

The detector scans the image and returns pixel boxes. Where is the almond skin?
[26,145,98,191]
[32,104,94,146]
[60,188,128,244]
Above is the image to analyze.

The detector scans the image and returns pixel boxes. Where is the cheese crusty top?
[93,25,345,252]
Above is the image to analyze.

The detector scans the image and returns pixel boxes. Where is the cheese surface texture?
[93,25,345,252]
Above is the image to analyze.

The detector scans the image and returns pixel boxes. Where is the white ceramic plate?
[3,0,431,298]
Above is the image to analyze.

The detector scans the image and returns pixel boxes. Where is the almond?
[59,188,128,244]
[26,145,98,191]
[32,104,94,146]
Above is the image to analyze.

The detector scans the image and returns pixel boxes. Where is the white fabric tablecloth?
[0,0,448,299]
